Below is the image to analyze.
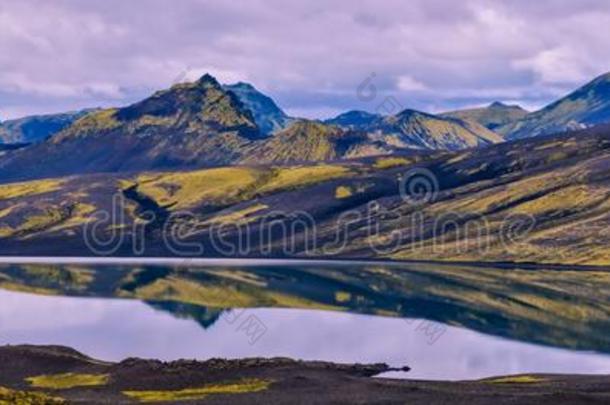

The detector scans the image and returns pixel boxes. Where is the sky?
[2,0,610,120]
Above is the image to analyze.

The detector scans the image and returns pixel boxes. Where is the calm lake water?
[1,258,610,380]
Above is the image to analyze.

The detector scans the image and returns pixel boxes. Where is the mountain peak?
[338,110,377,118]
[396,108,431,119]
[196,73,221,87]
[488,101,527,111]
[324,110,381,129]
[489,101,507,108]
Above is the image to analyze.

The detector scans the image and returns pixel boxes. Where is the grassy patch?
[0,179,65,201]
[514,184,602,215]
[259,165,352,194]
[136,164,352,210]
[122,378,272,402]
[26,373,109,390]
[0,227,13,238]
[136,167,264,209]
[62,109,120,137]
[335,291,352,303]
[43,203,97,234]
[484,375,545,384]
[17,209,67,235]
[0,204,22,220]
[374,157,412,169]
[335,186,353,199]
[205,204,268,225]
[0,386,64,404]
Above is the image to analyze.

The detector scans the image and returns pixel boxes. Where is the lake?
[1,258,610,380]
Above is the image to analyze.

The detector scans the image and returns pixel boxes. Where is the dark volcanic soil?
[1,345,609,404]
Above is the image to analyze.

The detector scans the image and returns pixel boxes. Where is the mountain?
[223,82,292,135]
[0,74,261,181]
[442,102,528,131]
[324,110,382,129]
[2,123,610,266]
[500,72,610,140]
[369,109,504,150]
[327,109,503,151]
[0,110,94,144]
[243,119,392,163]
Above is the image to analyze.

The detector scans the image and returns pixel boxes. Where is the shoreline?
[0,344,608,404]
[0,255,609,271]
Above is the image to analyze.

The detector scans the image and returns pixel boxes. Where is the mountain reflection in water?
[0,260,610,360]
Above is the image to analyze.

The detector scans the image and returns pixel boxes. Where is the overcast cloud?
[1,0,610,120]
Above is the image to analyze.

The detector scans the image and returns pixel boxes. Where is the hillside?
[242,120,393,163]
[2,124,610,265]
[0,143,27,154]
[500,72,610,139]
[442,102,528,131]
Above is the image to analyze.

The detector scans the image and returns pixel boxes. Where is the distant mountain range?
[0,109,94,144]
[443,72,610,140]
[327,109,502,150]
[3,71,610,182]
[0,74,500,182]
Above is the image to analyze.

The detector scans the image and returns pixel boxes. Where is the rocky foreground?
[0,345,609,404]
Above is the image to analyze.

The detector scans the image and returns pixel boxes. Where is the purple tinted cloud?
[1,0,610,119]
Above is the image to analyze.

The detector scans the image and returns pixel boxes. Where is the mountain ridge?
[0,74,507,182]
[499,72,610,139]
[5,71,610,147]
[371,108,504,150]
[442,102,528,131]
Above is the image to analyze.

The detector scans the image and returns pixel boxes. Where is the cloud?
[513,47,598,85]
[397,76,428,92]
[1,0,610,119]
